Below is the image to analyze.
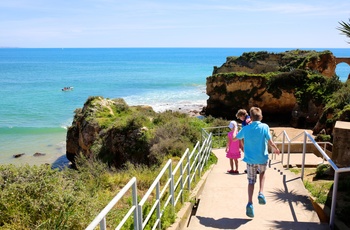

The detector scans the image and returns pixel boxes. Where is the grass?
[289,166,350,228]
[0,151,217,230]
[290,167,333,204]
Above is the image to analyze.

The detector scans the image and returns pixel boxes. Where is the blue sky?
[1,0,350,48]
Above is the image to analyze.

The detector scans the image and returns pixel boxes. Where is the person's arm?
[226,136,230,152]
[239,139,244,152]
[268,139,280,154]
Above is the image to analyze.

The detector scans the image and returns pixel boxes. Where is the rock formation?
[204,50,338,126]
[66,96,201,168]
[66,97,154,168]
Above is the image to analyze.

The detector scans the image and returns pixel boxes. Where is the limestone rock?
[204,50,337,125]
[66,96,153,168]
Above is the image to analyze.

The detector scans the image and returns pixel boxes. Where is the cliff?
[66,96,202,168]
[66,97,155,168]
[204,50,338,126]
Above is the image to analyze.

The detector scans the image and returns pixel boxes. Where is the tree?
[337,19,350,44]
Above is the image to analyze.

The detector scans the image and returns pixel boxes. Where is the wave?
[0,126,67,135]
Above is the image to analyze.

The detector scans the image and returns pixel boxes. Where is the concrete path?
[185,149,329,230]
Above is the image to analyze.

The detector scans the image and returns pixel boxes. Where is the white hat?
[228,120,237,129]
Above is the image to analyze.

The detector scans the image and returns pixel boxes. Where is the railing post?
[100,218,106,230]
[156,182,161,230]
[170,163,175,207]
[287,142,291,169]
[330,171,339,230]
[322,142,326,164]
[132,181,139,230]
[281,132,285,164]
[137,203,142,230]
[180,163,184,204]
[301,132,307,180]
[187,151,191,191]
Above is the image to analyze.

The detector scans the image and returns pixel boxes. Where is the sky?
[1,0,350,48]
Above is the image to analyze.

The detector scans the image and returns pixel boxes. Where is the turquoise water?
[1,48,349,165]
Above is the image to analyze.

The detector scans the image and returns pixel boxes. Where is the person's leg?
[247,164,257,203]
[248,183,254,203]
[230,159,233,171]
[258,170,265,193]
[234,159,238,172]
[246,164,257,217]
[257,163,267,204]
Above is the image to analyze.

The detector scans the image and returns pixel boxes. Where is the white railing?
[274,130,350,230]
[86,132,213,230]
[201,125,242,148]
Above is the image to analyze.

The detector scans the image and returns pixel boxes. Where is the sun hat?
[228,120,237,129]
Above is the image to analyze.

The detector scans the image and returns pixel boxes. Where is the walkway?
[181,149,329,230]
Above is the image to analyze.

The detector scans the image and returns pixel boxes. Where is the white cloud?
[1,0,350,47]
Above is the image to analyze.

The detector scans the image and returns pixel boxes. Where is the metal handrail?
[86,132,213,230]
[274,130,350,230]
[85,177,139,230]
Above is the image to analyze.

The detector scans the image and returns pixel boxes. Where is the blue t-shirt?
[236,121,271,164]
[242,115,251,126]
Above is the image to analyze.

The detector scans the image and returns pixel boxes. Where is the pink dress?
[226,130,241,159]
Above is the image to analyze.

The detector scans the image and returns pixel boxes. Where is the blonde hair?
[249,107,263,121]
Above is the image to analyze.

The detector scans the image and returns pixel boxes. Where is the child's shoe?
[246,203,254,217]
[258,192,266,204]
[227,169,235,174]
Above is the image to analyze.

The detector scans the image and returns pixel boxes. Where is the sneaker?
[258,193,266,205]
[246,203,254,218]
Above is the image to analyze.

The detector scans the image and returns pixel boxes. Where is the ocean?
[1,48,349,166]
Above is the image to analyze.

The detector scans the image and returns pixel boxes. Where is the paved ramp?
[185,149,329,230]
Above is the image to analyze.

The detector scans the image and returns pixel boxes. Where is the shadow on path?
[196,216,251,229]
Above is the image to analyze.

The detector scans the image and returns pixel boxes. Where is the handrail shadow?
[272,130,350,229]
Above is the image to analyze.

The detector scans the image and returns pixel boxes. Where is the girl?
[226,120,242,174]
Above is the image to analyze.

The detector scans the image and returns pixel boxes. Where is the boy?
[236,109,252,127]
[235,107,280,218]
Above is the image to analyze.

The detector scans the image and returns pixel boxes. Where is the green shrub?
[1,99,225,229]
[304,180,333,204]
[315,164,331,179]
[315,134,331,142]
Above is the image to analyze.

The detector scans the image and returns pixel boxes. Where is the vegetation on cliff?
[67,96,227,168]
[315,80,350,138]
[224,50,333,73]
[0,98,226,229]
[206,49,348,134]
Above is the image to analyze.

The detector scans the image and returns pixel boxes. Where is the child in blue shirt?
[235,107,280,218]
[236,109,252,127]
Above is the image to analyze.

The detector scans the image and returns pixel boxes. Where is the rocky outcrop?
[66,96,200,168]
[205,50,338,125]
[213,50,336,77]
[66,96,154,168]
[205,73,296,121]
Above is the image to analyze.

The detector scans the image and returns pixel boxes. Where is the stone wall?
[332,121,350,167]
